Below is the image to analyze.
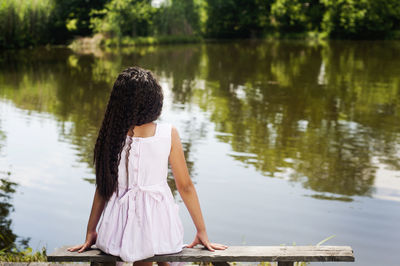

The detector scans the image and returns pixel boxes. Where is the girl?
[67,66,227,265]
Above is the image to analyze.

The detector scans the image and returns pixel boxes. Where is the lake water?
[0,40,399,265]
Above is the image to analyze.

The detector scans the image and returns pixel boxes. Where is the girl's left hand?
[186,230,228,251]
[67,231,97,253]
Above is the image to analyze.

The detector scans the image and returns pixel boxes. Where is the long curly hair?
[93,66,163,201]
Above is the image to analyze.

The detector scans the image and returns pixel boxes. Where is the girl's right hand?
[67,231,98,253]
[186,230,228,251]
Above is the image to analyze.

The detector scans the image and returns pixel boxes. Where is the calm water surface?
[0,41,399,265]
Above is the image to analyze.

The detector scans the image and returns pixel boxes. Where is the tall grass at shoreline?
[0,244,47,262]
[0,0,54,48]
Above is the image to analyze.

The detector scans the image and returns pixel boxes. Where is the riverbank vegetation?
[0,245,47,262]
[1,0,400,49]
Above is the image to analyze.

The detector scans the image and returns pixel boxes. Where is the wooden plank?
[142,246,355,262]
[48,245,354,263]
[48,247,119,263]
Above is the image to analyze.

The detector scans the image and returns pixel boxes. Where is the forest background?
[1,0,400,49]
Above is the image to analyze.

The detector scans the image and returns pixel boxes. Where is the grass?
[0,246,47,262]
[0,0,54,49]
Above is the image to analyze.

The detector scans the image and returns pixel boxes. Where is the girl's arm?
[67,186,106,253]
[169,125,228,251]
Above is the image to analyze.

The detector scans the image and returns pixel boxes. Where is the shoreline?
[2,32,400,51]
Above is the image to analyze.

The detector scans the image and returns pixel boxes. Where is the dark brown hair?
[93,66,163,201]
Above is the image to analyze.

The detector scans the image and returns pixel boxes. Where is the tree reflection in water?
[0,174,30,252]
[0,41,399,201]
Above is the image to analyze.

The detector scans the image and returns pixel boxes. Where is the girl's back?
[118,122,171,187]
[95,122,184,262]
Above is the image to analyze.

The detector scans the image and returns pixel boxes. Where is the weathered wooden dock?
[47,245,355,265]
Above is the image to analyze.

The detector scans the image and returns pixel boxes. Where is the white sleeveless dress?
[95,122,185,262]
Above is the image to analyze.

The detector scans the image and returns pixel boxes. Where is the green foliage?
[0,0,108,48]
[51,0,108,42]
[90,0,157,43]
[271,0,324,32]
[205,0,400,39]
[2,0,400,48]
[205,0,270,38]
[89,0,203,46]
[321,0,369,38]
[321,0,400,39]
[154,0,202,36]
[0,0,55,48]
[0,246,47,262]
[271,0,307,32]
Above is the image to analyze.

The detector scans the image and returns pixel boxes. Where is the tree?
[321,0,400,39]
[205,0,270,38]
[51,0,108,43]
[271,0,325,33]
[155,0,202,36]
[90,0,156,39]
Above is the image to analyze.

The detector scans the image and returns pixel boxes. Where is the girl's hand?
[186,230,228,251]
[67,231,97,253]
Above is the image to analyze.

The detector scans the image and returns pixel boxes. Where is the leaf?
[316,235,336,246]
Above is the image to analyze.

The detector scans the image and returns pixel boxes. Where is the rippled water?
[0,40,399,265]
